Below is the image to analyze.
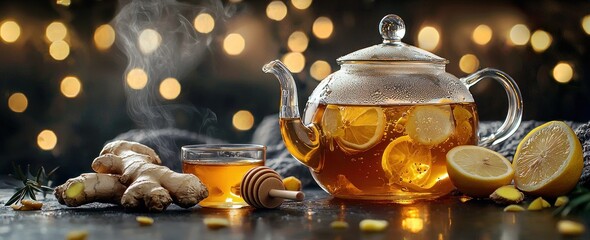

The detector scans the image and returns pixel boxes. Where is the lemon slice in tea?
[513,121,583,197]
[322,105,386,152]
[446,145,514,198]
[405,105,454,146]
[381,136,432,188]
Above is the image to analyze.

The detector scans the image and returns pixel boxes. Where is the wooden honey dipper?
[240,166,304,209]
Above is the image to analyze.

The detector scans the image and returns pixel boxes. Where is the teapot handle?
[460,68,523,146]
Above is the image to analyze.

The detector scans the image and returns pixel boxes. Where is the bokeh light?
[37,130,57,151]
[509,24,530,46]
[417,26,440,51]
[8,92,28,113]
[56,0,71,6]
[291,0,312,10]
[126,68,148,90]
[94,24,116,51]
[288,31,308,53]
[552,62,573,83]
[459,54,479,74]
[0,20,21,43]
[159,77,181,100]
[310,60,331,81]
[472,24,492,45]
[582,15,590,35]
[49,40,70,60]
[530,30,552,53]
[194,13,215,34]
[223,33,245,56]
[232,110,255,131]
[312,17,333,39]
[138,28,161,54]
[46,21,67,42]
[60,76,82,98]
[266,1,287,21]
[282,52,305,73]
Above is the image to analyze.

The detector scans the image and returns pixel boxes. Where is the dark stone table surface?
[1,188,589,240]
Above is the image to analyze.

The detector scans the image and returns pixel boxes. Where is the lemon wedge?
[512,121,583,197]
[406,105,454,146]
[446,145,514,198]
[382,136,432,188]
[321,105,385,153]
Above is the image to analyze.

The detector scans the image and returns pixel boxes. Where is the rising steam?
[112,0,230,160]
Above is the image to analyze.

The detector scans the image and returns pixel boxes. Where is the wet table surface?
[1,188,589,240]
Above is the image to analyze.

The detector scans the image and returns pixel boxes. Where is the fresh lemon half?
[322,105,385,153]
[513,121,583,197]
[406,105,454,146]
[446,145,514,198]
[382,136,432,188]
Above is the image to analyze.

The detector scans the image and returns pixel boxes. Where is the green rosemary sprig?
[4,162,58,206]
[554,185,590,217]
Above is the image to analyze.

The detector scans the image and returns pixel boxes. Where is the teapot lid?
[337,14,448,64]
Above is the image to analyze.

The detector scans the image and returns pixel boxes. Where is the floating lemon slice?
[382,136,432,188]
[406,105,454,146]
[446,145,514,198]
[513,121,583,197]
[322,105,385,153]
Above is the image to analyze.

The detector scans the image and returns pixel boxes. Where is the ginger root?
[55,173,125,207]
[54,141,208,211]
[490,185,524,205]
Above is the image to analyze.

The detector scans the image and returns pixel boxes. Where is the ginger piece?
[489,185,524,205]
[204,217,229,229]
[54,173,126,207]
[11,200,43,211]
[136,216,154,226]
[503,205,525,212]
[359,219,388,232]
[55,141,208,211]
[528,197,546,211]
[21,199,43,210]
[330,220,349,229]
[541,198,551,208]
[282,176,302,191]
[557,220,585,235]
[66,230,88,240]
[554,196,569,207]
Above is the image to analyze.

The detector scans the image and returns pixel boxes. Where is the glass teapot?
[263,14,522,202]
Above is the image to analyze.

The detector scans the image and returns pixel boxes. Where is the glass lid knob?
[379,14,405,44]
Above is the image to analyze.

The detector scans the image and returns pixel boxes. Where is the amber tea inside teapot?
[263,14,523,202]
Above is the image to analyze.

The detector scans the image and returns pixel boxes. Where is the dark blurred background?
[1,0,589,182]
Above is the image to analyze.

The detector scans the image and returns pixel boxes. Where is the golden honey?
[182,159,264,208]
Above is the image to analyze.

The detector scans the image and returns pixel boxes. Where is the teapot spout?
[262,60,300,119]
[263,60,321,170]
